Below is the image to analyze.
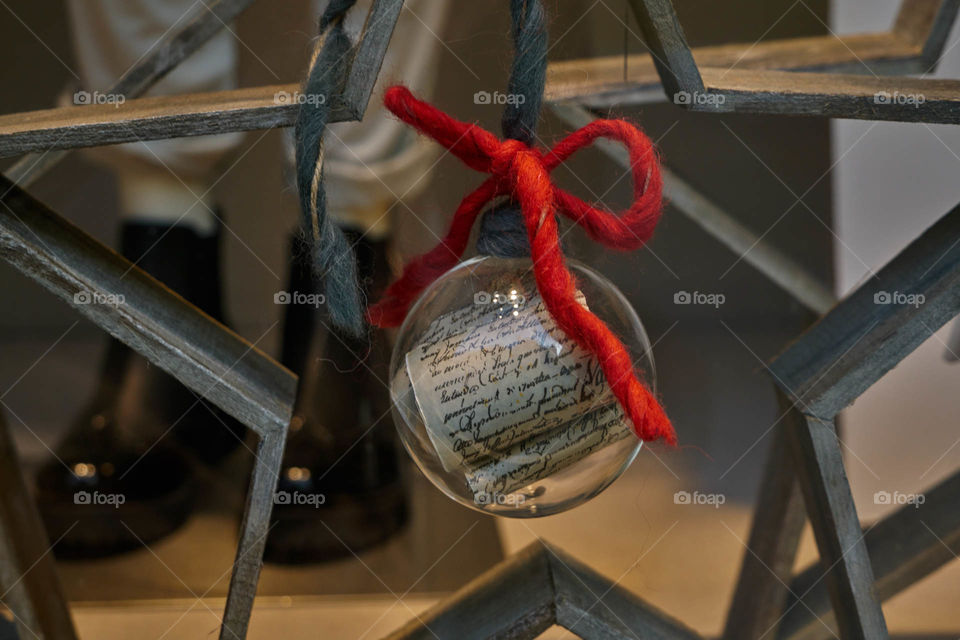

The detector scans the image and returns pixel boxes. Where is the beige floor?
[62,444,960,639]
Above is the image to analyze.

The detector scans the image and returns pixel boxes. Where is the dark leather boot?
[35,220,244,558]
[264,231,408,563]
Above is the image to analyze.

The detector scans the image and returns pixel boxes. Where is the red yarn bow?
[369,85,675,445]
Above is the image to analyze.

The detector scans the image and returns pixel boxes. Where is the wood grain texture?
[4,0,258,186]
[0,83,309,159]
[548,544,703,640]
[626,0,704,99]
[548,0,960,118]
[770,202,960,419]
[0,412,77,640]
[220,430,287,640]
[788,417,888,640]
[723,394,807,640]
[382,539,703,640]
[11,64,955,159]
[700,67,960,124]
[895,0,960,66]
[0,0,403,163]
[545,32,921,107]
[383,542,555,640]
[779,468,960,640]
[341,0,405,119]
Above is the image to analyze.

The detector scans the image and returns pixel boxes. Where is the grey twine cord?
[295,0,366,337]
[475,0,549,259]
[298,0,550,335]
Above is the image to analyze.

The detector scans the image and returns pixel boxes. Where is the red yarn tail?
[512,152,676,445]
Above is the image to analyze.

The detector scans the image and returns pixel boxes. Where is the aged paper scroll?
[403,287,633,493]
[466,402,632,498]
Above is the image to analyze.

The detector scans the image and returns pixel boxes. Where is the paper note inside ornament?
[402,286,634,498]
[465,401,632,498]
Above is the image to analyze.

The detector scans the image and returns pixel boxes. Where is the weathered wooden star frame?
[0,1,958,639]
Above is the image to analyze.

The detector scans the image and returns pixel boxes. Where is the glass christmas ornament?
[389,256,655,517]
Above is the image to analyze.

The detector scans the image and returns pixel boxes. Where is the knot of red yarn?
[369,85,676,446]
[489,138,534,180]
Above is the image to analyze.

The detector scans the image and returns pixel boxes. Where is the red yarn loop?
[369,85,676,446]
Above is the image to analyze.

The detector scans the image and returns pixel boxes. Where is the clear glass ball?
[390,256,654,517]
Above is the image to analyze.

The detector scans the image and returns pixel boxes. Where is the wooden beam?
[0,83,306,159]
[771,202,960,419]
[0,175,296,638]
[5,0,258,187]
[788,417,888,640]
[779,468,960,640]
[723,393,807,640]
[894,0,960,66]
[547,543,702,640]
[0,413,76,640]
[221,430,287,640]
[383,542,555,640]
[341,0,405,119]
[547,0,960,115]
[699,67,960,125]
[626,0,704,100]
[545,32,922,108]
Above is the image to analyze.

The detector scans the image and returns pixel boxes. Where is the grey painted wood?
[383,542,555,640]
[341,0,405,119]
[699,67,960,125]
[381,539,704,640]
[788,416,888,640]
[0,175,296,638]
[0,84,315,159]
[549,102,835,315]
[626,0,704,100]
[4,0,258,187]
[895,0,960,66]
[548,0,960,120]
[0,412,77,640]
[723,392,807,640]
[221,430,287,640]
[546,32,926,108]
[779,468,960,640]
[0,0,404,164]
[547,543,702,640]
[771,201,960,419]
